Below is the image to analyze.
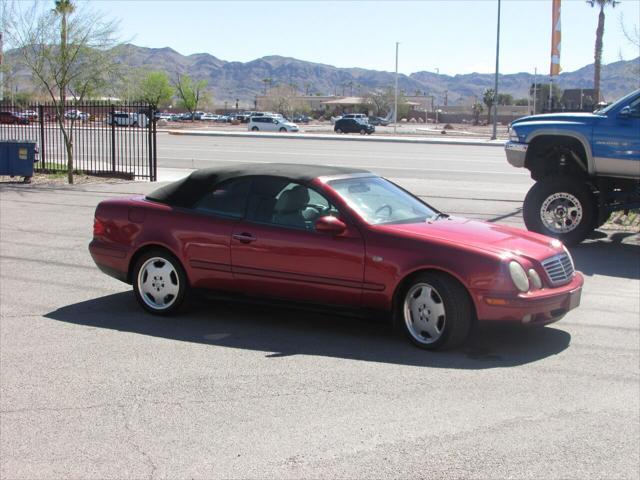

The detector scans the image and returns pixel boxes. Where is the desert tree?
[173,74,210,119]
[134,70,174,109]
[587,0,620,103]
[303,82,312,96]
[619,14,640,81]
[362,87,408,117]
[471,102,484,125]
[482,88,495,123]
[496,93,514,105]
[261,84,308,117]
[6,0,121,183]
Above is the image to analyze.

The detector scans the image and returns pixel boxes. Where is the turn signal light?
[485,298,508,306]
[93,217,106,237]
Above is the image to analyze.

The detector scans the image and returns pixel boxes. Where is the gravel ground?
[0,173,131,186]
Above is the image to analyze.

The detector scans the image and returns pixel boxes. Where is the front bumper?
[505,141,528,168]
[475,271,584,325]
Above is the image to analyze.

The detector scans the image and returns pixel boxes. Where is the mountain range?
[6,43,640,105]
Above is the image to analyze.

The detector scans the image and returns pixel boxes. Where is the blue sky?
[29,0,640,75]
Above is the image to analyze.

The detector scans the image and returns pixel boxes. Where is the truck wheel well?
[392,268,477,326]
[525,135,589,181]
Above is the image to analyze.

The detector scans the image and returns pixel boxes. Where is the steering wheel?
[375,204,393,218]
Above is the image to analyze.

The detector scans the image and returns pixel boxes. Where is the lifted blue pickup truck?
[505,89,640,244]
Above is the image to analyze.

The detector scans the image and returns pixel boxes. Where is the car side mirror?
[314,216,346,235]
[619,106,631,118]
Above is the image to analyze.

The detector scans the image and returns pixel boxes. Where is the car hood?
[511,112,600,126]
[376,217,563,262]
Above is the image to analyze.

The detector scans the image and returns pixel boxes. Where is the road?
[1,136,638,479]
[157,133,528,226]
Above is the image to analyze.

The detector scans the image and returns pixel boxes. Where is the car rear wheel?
[523,176,595,245]
[398,272,472,350]
[251,127,259,131]
[335,128,343,134]
[360,129,366,135]
[133,250,187,315]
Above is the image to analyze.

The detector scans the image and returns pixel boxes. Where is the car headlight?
[509,128,519,142]
[528,268,542,289]
[509,261,530,292]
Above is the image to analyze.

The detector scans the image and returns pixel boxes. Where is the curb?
[164,129,507,147]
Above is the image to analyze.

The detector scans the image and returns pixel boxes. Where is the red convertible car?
[89,163,583,350]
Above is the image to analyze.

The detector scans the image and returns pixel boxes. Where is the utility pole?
[394,42,399,134]
[491,0,501,140]
[532,67,537,114]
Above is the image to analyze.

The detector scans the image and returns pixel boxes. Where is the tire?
[335,128,343,134]
[251,127,259,131]
[279,127,287,133]
[397,272,472,350]
[523,176,596,245]
[132,249,187,315]
[360,129,366,135]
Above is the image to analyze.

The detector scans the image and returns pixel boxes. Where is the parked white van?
[107,111,149,128]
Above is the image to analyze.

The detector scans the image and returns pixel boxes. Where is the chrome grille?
[541,253,575,286]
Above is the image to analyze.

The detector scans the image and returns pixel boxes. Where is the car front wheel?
[133,250,187,315]
[335,128,342,134]
[251,127,259,131]
[398,272,472,350]
[523,176,595,245]
[279,127,287,132]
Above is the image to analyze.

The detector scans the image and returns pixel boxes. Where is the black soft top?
[146,162,370,207]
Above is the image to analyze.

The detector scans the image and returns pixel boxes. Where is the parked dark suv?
[334,118,374,135]
[0,111,29,125]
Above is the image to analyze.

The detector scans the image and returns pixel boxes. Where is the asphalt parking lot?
[1,164,639,477]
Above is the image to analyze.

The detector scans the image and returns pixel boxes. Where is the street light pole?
[394,41,399,135]
[491,0,501,140]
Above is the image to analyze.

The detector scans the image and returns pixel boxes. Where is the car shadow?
[45,292,571,369]
[571,233,640,280]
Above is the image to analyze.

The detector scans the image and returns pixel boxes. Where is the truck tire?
[523,176,596,245]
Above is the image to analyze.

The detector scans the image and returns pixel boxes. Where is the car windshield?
[328,176,437,225]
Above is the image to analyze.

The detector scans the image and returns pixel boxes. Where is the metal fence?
[0,102,157,181]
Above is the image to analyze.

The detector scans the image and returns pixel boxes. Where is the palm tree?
[587,0,619,103]
[53,0,75,104]
[53,0,76,184]
[262,78,272,96]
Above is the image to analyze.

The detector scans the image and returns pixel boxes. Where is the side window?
[193,178,251,218]
[277,182,338,230]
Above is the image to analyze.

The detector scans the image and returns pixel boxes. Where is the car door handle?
[232,233,257,243]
